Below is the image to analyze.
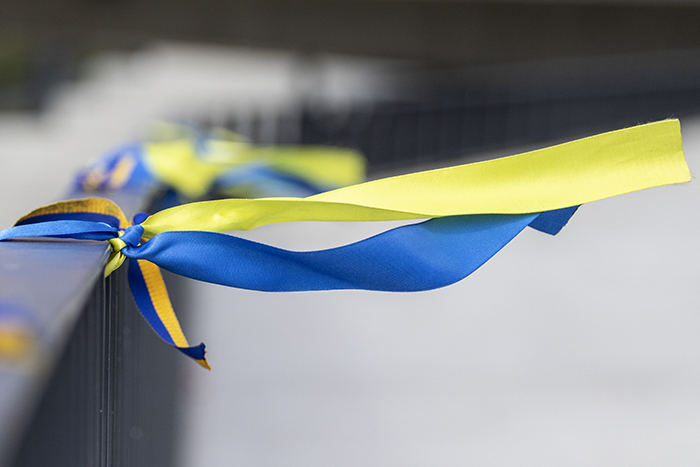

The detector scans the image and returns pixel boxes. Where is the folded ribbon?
[1,120,690,368]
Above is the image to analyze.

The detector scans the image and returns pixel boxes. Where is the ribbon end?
[104,249,126,277]
[195,357,211,370]
[177,342,210,370]
[529,206,580,236]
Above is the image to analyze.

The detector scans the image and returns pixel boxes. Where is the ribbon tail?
[127,258,210,369]
[104,249,127,278]
[528,206,580,235]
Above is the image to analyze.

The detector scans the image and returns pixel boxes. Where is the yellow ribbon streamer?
[141,120,689,238]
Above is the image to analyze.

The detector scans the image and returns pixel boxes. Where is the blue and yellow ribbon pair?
[1,120,691,369]
[0,198,210,369]
[74,122,367,199]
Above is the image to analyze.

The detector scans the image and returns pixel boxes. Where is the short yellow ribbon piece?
[106,233,129,278]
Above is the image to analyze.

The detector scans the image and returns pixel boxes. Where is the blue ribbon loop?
[124,213,540,292]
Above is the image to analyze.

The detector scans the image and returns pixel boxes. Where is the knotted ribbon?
[0,120,690,369]
[74,122,366,199]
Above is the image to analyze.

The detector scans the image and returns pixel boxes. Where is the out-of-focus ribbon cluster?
[0,120,690,368]
[74,122,366,200]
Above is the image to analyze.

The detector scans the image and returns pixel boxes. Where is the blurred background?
[2,1,700,465]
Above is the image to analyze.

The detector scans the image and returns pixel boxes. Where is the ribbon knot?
[105,224,145,278]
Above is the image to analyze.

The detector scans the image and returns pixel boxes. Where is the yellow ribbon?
[140,119,689,238]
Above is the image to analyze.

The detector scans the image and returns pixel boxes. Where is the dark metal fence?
[9,266,181,467]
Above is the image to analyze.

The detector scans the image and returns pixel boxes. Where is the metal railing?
[0,189,182,467]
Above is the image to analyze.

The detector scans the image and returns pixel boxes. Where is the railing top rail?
[0,187,154,467]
